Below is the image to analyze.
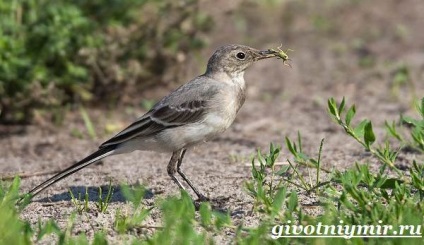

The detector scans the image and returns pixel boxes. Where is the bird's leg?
[177,149,209,201]
[167,150,186,191]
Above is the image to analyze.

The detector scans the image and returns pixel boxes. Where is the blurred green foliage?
[0,177,32,244]
[0,0,213,123]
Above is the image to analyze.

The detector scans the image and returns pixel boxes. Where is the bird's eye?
[236,52,246,60]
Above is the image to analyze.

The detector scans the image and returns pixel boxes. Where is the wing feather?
[99,100,207,148]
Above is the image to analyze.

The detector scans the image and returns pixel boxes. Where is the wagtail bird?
[25,44,280,201]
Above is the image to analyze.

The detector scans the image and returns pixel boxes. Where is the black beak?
[255,50,278,60]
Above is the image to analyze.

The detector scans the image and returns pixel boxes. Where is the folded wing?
[99,100,208,148]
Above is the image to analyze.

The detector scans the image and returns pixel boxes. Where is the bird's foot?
[193,194,210,210]
[196,193,209,202]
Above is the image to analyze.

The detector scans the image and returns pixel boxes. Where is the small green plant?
[95,181,114,213]
[70,128,85,139]
[115,185,232,242]
[36,212,108,244]
[328,97,403,175]
[285,134,329,192]
[114,183,151,233]
[0,177,32,244]
[114,207,152,234]
[35,219,60,242]
[120,183,147,209]
[69,187,89,214]
[0,178,101,244]
[244,143,307,224]
[79,106,97,140]
[245,143,287,215]
[146,191,231,244]
[390,64,417,101]
[147,191,205,244]
[68,182,114,214]
[386,98,424,153]
[321,161,424,237]
[228,152,254,164]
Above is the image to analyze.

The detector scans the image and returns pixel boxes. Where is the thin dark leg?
[177,149,208,201]
[167,150,186,191]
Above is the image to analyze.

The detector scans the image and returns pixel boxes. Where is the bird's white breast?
[206,74,246,132]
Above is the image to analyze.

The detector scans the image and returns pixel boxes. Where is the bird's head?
[205,44,277,77]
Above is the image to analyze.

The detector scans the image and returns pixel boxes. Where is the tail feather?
[26,146,116,199]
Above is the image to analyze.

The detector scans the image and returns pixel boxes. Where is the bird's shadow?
[34,184,154,203]
[33,185,235,214]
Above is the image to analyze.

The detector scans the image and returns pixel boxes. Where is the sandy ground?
[1,0,424,243]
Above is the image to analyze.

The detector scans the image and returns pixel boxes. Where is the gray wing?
[99,76,220,148]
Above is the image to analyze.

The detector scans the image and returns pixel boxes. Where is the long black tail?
[25,145,117,200]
